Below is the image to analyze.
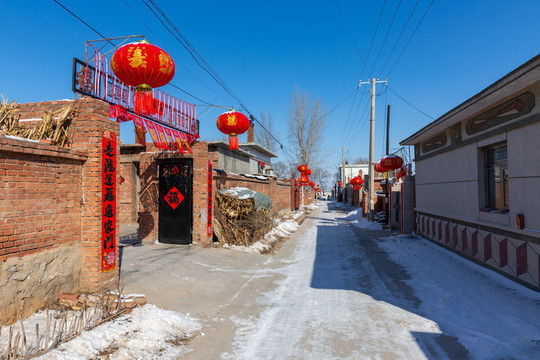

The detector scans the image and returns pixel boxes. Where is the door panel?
[158,159,193,244]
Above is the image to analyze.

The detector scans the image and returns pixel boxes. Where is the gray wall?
[218,148,250,174]
[415,121,540,232]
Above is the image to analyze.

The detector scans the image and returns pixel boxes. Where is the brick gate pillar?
[71,97,120,291]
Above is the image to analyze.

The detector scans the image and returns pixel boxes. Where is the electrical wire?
[359,0,387,80]
[333,0,365,66]
[368,0,402,77]
[388,86,435,120]
[384,0,435,78]
[377,0,421,77]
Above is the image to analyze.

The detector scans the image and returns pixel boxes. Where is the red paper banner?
[102,130,117,272]
[179,132,193,154]
[171,129,185,153]
[163,127,176,151]
[132,115,146,146]
[207,160,213,238]
[143,119,162,149]
[153,123,170,151]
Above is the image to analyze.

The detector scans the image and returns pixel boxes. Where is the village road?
[120,201,474,359]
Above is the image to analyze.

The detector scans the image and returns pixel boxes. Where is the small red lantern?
[374,162,388,173]
[217,110,250,150]
[309,181,315,188]
[111,40,175,115]
[298,176,309,186]
[297,164,308,174]
[351,176,364,190]
[338,181,343,187]
[305,168,312,176]
[380,154,404,171]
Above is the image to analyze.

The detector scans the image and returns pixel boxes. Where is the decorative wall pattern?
[417,213,540,289]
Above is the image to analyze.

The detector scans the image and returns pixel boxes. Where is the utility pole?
[359,78,387,221]
[385,104,390,226]
[341,147,346,198]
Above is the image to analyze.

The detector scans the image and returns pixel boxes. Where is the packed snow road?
[122,201,540,359]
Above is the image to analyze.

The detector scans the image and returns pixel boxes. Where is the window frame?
[483,142,509,213]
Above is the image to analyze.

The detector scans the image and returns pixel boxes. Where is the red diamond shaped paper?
[164,186,184,209]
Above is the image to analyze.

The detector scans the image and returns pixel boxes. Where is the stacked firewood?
[214,193,273,247]
[0,99,77,147]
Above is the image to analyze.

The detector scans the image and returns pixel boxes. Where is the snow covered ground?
[1,305,200,360]
[222,201,540,359]
[377,233,540,359]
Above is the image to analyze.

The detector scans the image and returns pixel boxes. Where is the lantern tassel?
[229,135,239,150]
[134,85,155,116]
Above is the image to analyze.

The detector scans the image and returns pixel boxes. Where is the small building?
[401,54,540,290]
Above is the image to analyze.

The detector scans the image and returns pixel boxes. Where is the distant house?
[208,123,278,176]
[401,54,540,290]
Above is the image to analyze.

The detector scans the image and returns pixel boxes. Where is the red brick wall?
[15,98,120,291]
[213,174,292,216]
[117,161,138,225]
[0,137,87,260]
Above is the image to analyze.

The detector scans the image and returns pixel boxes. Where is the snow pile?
[242,174,268,180]
[5,305,201,360]
[229,219,300,254]
[302,202,319,210]
[343,209,382,230]
[376,233,540,360]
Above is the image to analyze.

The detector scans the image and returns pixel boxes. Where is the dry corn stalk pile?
[0,99,77,147]
[214,193,273,247]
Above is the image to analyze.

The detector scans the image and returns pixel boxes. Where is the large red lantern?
[305,168,312,176]
[298,176,309,186]
[217,110,250,150]
[111,40,175,115]
[380,155,404,171]
[297,164,308,174]
[374,162,388,173]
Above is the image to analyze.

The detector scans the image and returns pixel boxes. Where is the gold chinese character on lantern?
[128,47,147,68]
[228,114,237,126]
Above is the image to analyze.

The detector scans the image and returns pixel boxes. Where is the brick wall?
[0,137,87,260]
[14,97,120,291]
[214,173,292,216]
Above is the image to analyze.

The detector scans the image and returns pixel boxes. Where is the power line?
[53,0,236,116]
[377,0,421,77]
[368,0,402,77]
[385,0,435,77]
[360,0,387,79]
[333,0,365,66]
[388,86,435,120]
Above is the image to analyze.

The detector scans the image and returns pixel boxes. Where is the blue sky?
[2,1,540,175]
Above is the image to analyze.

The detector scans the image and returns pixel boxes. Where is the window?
[485,143,508,211]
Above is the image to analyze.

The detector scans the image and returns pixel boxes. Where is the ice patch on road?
[342,208,382,230]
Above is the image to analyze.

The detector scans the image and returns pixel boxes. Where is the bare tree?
[255,112,276,152]
[286,88,327,170]
[272,161,290,179]
[352,156,369,164]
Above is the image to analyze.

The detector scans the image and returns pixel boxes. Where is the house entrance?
[158,159,193,244]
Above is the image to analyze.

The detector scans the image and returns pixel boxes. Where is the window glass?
[485,143,508,211]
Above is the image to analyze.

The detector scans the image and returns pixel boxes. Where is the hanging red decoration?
[338,181,343,187]
[351,176,364,190]
[297,164,308,174]
[309,181,315,188]
[305,168,312,176]
[216,110,250,150]
[380,154,404,171]
[374,162,388,173]
[298,176,309,186]
[111,40,175,116]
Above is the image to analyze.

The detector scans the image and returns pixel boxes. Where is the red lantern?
[305,168,312,176]
[298,176,309,186]
[111,41,175,115]
[216,110,250,150]
[309,181,315,188]
[338,182,343,187]
[380,155,404,171]
[374,162,388,173]
[297,164,308,174]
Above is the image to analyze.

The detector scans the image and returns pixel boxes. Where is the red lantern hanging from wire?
[338,181,343,187]
[309,181,315,188]
[216,110,250,150]
[305,168,312,176]
[297,164,308,174]
[351,176,364,190]
[111,40,175,115]
[298,176,309,186]
[374,162,388,173]
[379,154,404,171]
